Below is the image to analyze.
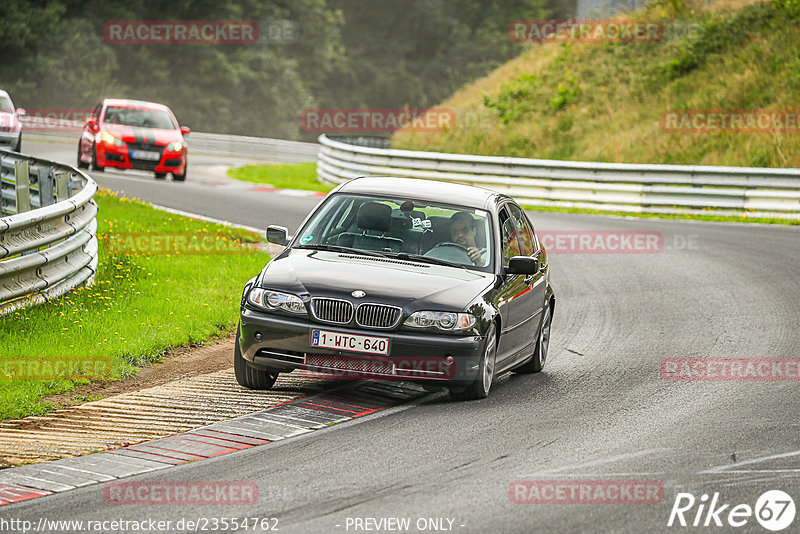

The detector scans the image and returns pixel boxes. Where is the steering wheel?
[430,242,471,254]
[425,241,475,264]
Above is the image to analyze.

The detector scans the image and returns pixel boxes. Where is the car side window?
[499,207,521,266]
[508,203,537,256]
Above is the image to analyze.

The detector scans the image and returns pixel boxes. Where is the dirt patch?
[36,335,236,413]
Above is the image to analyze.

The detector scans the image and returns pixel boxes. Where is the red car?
[78,98,189,181]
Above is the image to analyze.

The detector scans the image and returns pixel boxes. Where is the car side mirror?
[86,117,99,132]
[266,225,291,246]
[15,108,26,117]
[505,256,538,275]
[180,126,191,135]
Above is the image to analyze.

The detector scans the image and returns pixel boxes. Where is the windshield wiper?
[381,252,467,269]
[295,244,385,257]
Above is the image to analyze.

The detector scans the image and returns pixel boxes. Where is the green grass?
[522,204,800,225]
[227,162,332,193]
[394,0,800,169]
[0,189,270,421]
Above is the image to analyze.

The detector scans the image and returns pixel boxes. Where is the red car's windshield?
[103,105,176,129]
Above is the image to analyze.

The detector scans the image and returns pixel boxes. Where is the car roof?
[102,98,170,110]
[0,90,9,99]
[337,176,502,210]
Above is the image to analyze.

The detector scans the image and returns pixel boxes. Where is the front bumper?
[240,308,485,384]
[0,131,20,148]
[97,144,186,173]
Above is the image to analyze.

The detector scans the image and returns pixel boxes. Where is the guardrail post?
[14,159,31,214]
[55,171,69,201]
[39,168,54,207]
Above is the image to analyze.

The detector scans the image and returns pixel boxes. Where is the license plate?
[130,150,160,161]
[310,329,389,355]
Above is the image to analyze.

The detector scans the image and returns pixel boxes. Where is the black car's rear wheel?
[234,325,279,390]
[450,322,497,401]
[513,302,551,374]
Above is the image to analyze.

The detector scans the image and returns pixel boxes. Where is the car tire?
[77,143,88,169]
[13,135,21,153]
[513,302,551,374]
[91,143,104,172]
[449,322,497,401]
[173,162,187,182]
[154,172,167,179]
[234,324,279,390]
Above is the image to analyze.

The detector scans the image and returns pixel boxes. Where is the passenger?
[449,211,486,266]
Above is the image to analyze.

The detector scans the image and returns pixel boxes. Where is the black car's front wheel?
[513,302,551,374]
[234,325,279,390]
[450,322,497,401]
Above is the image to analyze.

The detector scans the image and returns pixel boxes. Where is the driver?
[449,211,486,266]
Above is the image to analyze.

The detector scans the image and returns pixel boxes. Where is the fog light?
[255,332,263,342]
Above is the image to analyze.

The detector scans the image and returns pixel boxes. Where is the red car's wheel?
[91,143,104,172]
[173,161,187,182]
[77,142,88,169]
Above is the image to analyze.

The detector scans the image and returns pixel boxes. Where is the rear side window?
[508,203,537,256]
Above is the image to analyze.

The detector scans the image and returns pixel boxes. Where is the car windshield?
[102,105,176,129]
[295,193,493,272]
[0,96,13,113]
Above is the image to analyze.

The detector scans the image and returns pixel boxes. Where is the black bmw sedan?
[236,177,555,400]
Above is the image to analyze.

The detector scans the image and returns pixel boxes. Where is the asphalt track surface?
[5,138,800,533]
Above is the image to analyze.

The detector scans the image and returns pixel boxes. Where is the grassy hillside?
[394,0,800,168]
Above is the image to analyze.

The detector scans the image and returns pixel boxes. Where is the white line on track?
[518,448,670,477]
[699,449,800,474]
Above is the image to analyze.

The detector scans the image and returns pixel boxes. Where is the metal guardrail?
[21,124,319,163]
[317,134,800,218]
[0,149,98,316]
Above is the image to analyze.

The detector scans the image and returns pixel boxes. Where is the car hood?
[100,123,182,146]
[258,249,495,311]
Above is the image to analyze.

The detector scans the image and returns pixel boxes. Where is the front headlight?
[404,311,476,332]
[247,288,306,314]
[166,141,183,152]
[99,131,124,147]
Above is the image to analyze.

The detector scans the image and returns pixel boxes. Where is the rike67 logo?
[668,490,795,531]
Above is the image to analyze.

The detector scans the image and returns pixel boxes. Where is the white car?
[0,90,25,152]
